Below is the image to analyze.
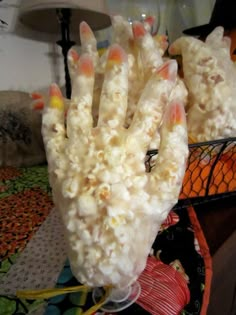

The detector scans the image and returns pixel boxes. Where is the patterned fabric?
[0,208,67,296]
[0,165,52,270]
[0,188,53,261]
[137,257,190,315]
[0,166,212,315]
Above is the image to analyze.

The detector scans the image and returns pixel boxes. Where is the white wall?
[0,34,65,92]
[0,1,66,93]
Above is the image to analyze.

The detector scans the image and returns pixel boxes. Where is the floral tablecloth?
[0,165,212,315]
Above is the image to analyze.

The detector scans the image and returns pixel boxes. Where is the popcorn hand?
[42,45,188,288]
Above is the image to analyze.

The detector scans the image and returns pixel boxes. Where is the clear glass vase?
[106,0,160,35]
[92,281,141,313]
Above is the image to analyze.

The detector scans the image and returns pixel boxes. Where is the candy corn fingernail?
[78,54,94,77]
[80,21,94,39]
[33,100,44,111]
[31,92,43,100]
[155,34,168,45]
[156,60,177,82]
[168,44,177,56]
[106,44,127,68]
[132,21,146,38]
[144,16,155,28]
[49,84,64,110]
[155,35,168,52]
[68,48,79,64]
[165,100,186,127]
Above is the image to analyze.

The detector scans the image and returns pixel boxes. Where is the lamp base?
[92,281,141,313]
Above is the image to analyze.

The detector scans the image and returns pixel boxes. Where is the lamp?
[18,0,111,98]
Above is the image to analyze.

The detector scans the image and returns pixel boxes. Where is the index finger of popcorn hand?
[68,48,80,82]
[67,54,95,138]
[98,44,128,128]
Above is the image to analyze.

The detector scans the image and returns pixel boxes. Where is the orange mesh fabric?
[180,148,236,199]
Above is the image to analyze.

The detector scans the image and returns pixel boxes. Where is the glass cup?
[92,281,141,313]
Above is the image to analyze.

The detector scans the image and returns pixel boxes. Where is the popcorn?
[169,26,236,142]
[77,194,97,216]
[37,21,236,292]
[62,177,79,198]
[42,35,188,289]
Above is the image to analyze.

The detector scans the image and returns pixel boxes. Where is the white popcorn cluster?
[169,26,236,142]
[45,120,188,289]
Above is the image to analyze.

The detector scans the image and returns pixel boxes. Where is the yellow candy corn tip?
[49,95,64,110]
[106,45,127,69]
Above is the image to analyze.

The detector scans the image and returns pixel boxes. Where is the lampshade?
[19,0,111,34]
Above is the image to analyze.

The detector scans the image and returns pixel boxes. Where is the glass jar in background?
[106,0,160,35]
[163,0,215,44]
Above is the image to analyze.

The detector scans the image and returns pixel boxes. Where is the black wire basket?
[146,137,236,208]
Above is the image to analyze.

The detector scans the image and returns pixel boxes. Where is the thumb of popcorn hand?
[31,90,70,115]
[41,45,188,288]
